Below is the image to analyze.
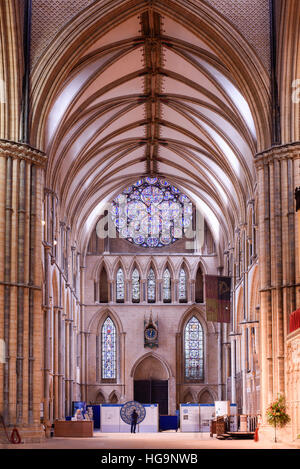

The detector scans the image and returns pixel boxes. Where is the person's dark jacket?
[131,410,138,423]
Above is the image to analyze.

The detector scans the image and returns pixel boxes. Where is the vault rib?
[141,8,163,176]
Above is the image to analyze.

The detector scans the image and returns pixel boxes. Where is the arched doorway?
[133,355,169,415]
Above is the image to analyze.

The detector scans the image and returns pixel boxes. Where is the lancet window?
[184,316,203,380]
[101,317,117,380]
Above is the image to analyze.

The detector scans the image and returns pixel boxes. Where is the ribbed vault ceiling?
[41,6,262,254]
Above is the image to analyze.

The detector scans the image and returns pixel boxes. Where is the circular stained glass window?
[110,177,193,248]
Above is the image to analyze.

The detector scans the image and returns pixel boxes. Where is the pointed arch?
[147,264,156,303]
[101,316,117,381]
[198,388,215,404]
[182,389,195,404]
[162,266,172,303]
[131,265,141,303]
[184,316,204,381]
[95,390,106,404]
[99,264,109,303]
[178,264,188,303]
[130,351,173,379]
[195,263,204,303]
[109,390,120,404]
[116,266,125,303]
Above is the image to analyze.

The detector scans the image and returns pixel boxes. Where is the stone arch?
[146,261,158,303]
[145,257,159,280]
[112,257,127,282]
[182,388,196,404]
[195,262,204,303]
[87,307,124,335]
[178,261,189,303]
[161,258,175,280]
[129,259,142,278]
[95,390,106,404]
[130,352,173,380]
[98,264,109,303]
[109,390,120,404]
[177,306,210,335]
[198,388,215,404]
[162,262,172,303]
[130,261,141,303]
[115,263,125,303]
[91,257,109,281]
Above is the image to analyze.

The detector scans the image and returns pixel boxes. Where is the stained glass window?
[147,268,156,303]
[163,268,171,302]
[116,267,124,302]
[179,267,187,302]
[101,317,116,380]
[110,177,193,248]
[132,268,140,303]
[184,316,203,380]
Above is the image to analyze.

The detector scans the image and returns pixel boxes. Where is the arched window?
[99,266,108,303]
[195,265,204,303]
[101,317,117,380]
[116,267,125,303]
[163,268,171,303]
[132,268,140,303]
[179,267,187,302]
[184,316,203,380]
[147,267,156,303]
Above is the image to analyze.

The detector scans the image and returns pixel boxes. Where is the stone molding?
[255,142,300,168]
[0,139,47,167]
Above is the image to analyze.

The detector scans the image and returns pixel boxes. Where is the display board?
[180,403,237,432]
[215,400,230,417]
[100,403,159,433]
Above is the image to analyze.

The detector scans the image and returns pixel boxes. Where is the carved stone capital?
[255,142,300,168]
[0,139,47,167]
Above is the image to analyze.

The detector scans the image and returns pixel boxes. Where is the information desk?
[54,420,93,437]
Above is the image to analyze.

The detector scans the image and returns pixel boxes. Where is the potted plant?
[266,394,290,442]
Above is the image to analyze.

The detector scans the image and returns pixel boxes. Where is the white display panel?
[215,400,230,417]
[100,404,159,433]
[180,404,237,432]
[180,404,214,432]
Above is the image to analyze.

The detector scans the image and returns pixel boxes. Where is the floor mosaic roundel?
[120,401,146,425]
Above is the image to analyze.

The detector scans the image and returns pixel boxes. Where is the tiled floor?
[1,431,299,450]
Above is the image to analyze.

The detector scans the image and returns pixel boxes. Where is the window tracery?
[116,267,125,302]
[163,268,171,303]
[179,267,187,302]
[101,317,117,380]
[110,177,193,248]
[147,267,156,303]
[132,268,140,303]
[184,316,204,380]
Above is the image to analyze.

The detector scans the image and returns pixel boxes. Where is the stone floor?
[1,431,300,450]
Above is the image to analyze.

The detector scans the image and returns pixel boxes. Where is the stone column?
[79,263,86,402]
[120,331,126,400]
[255,143,300,435]
[0,140,46,441]
[217,323,223,399]
[175,332,182,408]
[57,306,65,419]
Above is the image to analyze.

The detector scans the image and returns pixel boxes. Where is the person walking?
[130,409,138,433]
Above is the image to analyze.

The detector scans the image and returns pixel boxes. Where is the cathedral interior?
[0,0,299,445]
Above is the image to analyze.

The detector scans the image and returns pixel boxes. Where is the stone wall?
[286,328,300,441]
